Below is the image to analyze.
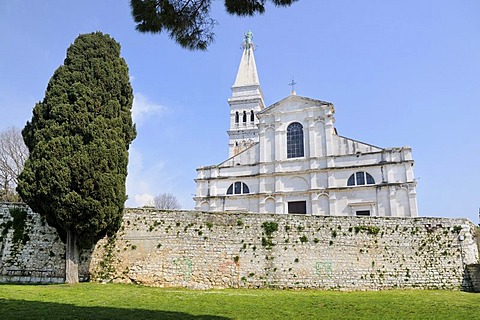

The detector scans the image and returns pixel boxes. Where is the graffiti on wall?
[219,259,239,272]
[173,257,192,281]
[315,261,333,277]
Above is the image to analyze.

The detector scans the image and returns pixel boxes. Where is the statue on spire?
[243,31,254,49]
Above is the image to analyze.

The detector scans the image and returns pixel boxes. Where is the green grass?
[1,283,480,319]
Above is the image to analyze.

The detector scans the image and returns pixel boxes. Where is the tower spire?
[232,31,261,88]
[227,32,265,157]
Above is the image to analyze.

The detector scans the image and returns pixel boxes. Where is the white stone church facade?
[194,33,418,217]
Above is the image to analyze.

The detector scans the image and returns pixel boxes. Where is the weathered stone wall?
[1,204,478,290]
[91,209,477,290]
[0,203,64,283]
[465,264,480,292]
[0,203,90,283]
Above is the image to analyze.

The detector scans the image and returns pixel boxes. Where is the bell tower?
[227,31,265,157]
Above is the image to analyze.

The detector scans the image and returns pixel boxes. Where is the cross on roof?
[289,78,297,94]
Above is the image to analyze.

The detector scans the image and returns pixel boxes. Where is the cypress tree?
[17,32,136,283]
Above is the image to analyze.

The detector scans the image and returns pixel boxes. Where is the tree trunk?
[65,229,79,284]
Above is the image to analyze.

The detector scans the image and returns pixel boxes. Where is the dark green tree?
[17,32,136,283]
[130,0,299,50]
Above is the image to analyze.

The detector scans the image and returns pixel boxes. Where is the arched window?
[250,110,255,122]
[226,182,250,195]
[287,122,304,158]
[235,111,239,123]
[243,111,247,123]
[347,172,375,186]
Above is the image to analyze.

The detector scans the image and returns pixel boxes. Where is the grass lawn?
[0,283,479,319]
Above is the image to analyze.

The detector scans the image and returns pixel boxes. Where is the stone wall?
[0,203,64,283]
[1,204,478,290]
[0,203,90,283]
[90,209,478,290]
[465,264,480,292]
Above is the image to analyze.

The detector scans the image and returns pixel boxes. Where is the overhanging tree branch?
[130,0,298,50]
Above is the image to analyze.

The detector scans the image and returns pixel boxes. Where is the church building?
[194,33,418,217]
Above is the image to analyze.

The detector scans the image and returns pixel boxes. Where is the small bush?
[262,221,278,236]
[452,225,462,234]
[262,237,274,248]
[355,225,380,236]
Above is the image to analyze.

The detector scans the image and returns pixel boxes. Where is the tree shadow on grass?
[0,298,231,320]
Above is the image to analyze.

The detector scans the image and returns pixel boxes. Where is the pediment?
[257,95,333,116]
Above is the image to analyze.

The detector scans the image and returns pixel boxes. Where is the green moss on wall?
[9,207,29,245]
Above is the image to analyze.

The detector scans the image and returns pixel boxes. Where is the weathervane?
[289,77,297,95]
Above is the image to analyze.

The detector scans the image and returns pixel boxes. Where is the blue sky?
[1,1,479,222]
